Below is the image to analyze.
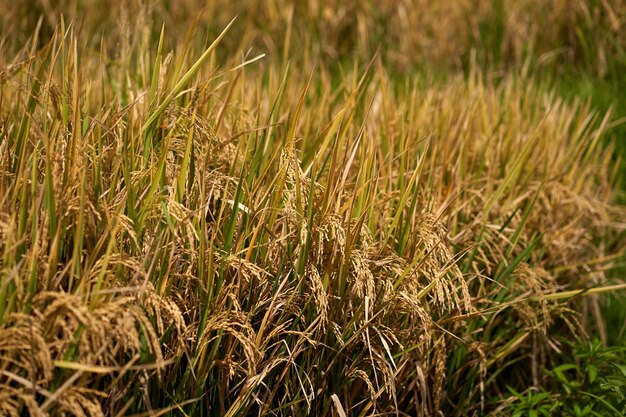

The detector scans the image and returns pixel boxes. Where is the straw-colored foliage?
[3,0,624,73]
[0,1,624,415]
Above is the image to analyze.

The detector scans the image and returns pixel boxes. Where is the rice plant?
[0,1,624,415]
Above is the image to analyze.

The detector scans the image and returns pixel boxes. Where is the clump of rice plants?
[0,1,624,416]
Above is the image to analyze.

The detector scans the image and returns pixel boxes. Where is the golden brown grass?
[0,1,625,416]
[3,0,624,74]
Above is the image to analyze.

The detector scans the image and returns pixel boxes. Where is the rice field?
[1,1,625,416]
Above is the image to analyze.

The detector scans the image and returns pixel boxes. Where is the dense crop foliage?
[0,1,624,415]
